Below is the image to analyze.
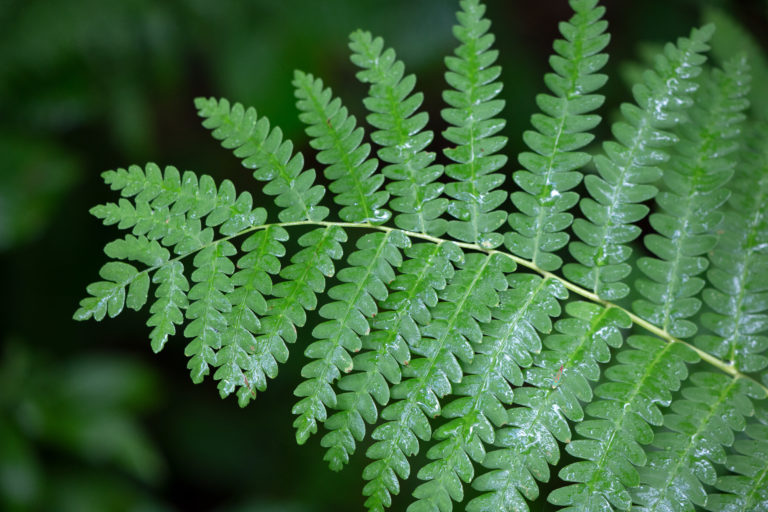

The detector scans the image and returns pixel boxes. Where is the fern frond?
[256,225,346,396]
[195,97,329,222]
[362,252,513,512]
[293,230,409,444]
[293,70,390,225]
[410,275,567,512]
[321,241,463,471]
[74,2,768,511]
[215,226,287,406]
[631,373,762,511]
[183,240,238,384]
[549,336,699,511]
[75,163,289,403]
[441,0,508,249]
[563,25,714,300]
[704,406,768,512]
[632,56,750,340]
[469,301,630,512]
[349,30,447,236]
[704,7,768,120]
[147,261,188,353]
[507,0,609,272]
[697,121,768,377]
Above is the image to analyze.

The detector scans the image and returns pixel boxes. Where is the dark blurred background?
[1,0,766,511]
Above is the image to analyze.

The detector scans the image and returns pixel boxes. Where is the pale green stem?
[143,219,768,396]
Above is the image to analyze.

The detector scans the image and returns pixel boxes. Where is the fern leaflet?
[441,0,508,249]
[632,56,750,339]
[293,70,390,225]
[350,30,447,236]
[507,0,609,272]
[563,24,714,300]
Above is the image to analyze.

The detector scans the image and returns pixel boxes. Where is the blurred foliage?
[0,341,166,511]
[703,6,768,119]
[0,0,765,510]
[0,137,78,250]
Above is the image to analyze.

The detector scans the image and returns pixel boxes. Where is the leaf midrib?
[114,218,768,396]
[299,76,377,223]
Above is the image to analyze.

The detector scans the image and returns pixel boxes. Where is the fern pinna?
[75,0,768,510]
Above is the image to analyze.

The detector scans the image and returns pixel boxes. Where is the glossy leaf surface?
[74,2,768,512]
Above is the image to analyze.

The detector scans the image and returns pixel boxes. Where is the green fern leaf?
[74,261,143,321]
[631,373,763,511]
[74,2,768,511]
[321,241,463,471]
[697,121,768,377]
[349,30,447,236]
[104,234,170,268]
[293,230,410,444]
[632,56,751,339]
[215,226,288,406]
[184,240,237,384]
[704,406,768,512]
[469,301,630,512]
[147,261,188,353]
[293,70,390,224]
[195,97,329,222]
[704,7,768,121]
[410,275,567,512]
[362,252,514,512]
[507,0,609,272]
[258,224,347,392]
[441,0,508,249]
[549,336,699,511]
[563,25,714,300]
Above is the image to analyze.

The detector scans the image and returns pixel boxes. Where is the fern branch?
[361,252,513,512]
[549,336,699,510]
[469,301,630,512]
[195,97,329,222]
[704,406,768,512]
[88,164,249,255]
[632,56,751,339]
[325,221,763,392]
[75,261,150,321]
[217,226,287,406]
[293,230,409,444]
[183,240,237,385]
[255,226,346,397]
[76,164,303,400]
[349,30,447,236]
[79,199,768,397]
[293,70,390,224]
[563,25,714,300]
[697,120,768,379]
[442,0,508,249]
[147,261,188,352]
[411,275,567,512]
[507,0,609,272]
[77,4,768,511]
[632,373,763,511]
[321,242,463,471]
[704,7,768,121]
